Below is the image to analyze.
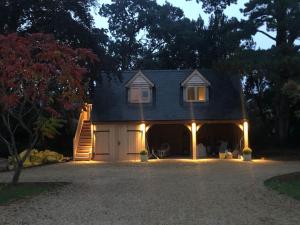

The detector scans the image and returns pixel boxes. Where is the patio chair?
[156,143,170,158]
[219,141,228,153]
[197,143,207,158]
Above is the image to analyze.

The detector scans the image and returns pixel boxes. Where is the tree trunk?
[277,93,289,146]
[12,161,23,185]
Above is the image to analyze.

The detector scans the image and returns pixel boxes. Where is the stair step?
[78,150,92,152]
[77,149,91,153]
[79,140,92,143]
[74,157,90,161]
[76,152,90,157]
[74,119,92,160]
[78,146,92,149]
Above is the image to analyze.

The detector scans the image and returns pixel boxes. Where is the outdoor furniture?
[197,143,207,158]
[232,149,239,158]
[156,143,170,158]
[219,141,228,153]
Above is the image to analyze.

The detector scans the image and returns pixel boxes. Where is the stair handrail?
[73,108,88,159]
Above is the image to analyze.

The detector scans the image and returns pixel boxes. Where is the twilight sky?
[93,0,275,49]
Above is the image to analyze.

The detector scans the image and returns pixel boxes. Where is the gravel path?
[0,159,300,225]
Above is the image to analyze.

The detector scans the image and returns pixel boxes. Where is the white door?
[94,124,144,161]
[94,125,115,161]
[118,125,144,161]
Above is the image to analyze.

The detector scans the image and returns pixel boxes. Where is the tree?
[100,0,158,70]
[0,33,98,184]
[101,1,244,70]
[0,0,114,72]
[186,0,237,13]
[241,0,300,144]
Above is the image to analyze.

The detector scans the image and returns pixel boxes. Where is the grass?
[265,172,300,200]
[0,182,69,205]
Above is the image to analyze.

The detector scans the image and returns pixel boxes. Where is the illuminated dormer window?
[125,71,154,104]
[181,70,210,102]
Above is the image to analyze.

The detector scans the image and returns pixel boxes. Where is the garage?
[93,124,145,161]
[146,124,191,158]
[197,123,243,158]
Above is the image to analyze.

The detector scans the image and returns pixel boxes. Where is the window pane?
[187,87,195,100]
[141,88,150,102]
[130,88,150,103]
[197,87,206,101]
[141,89,149,98]
[130,88,140,102]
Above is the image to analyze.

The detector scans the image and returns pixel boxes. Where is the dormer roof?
[125,70,154,88]
[181,69,211,87]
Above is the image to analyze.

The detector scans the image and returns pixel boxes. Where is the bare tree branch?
[257,29,276,41]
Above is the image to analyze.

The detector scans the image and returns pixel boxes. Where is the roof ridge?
[122,69,193,73]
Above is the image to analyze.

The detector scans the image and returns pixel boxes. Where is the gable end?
[181,69,211,86]
[125,71,154,88]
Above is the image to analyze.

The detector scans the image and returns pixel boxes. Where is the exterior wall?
[92,120,248,161]
[93,123,145,161]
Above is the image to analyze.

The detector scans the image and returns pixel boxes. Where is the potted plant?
[140,150,148,162]
[242,147,252,161]
[219,151,226,159]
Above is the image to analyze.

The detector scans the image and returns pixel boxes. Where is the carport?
[146,124,191,158]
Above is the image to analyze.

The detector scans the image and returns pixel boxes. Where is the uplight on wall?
[243,121,249,148]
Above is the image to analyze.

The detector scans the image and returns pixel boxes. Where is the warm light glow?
[140,123,146,149]
[140,123,146,132]
[243,121,249,148]
[191,122,197,160]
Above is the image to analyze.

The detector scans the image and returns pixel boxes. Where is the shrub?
[140,150,148,155]
[243,147,252,155]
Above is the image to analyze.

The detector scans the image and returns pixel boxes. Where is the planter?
[140,154,148,162]
[243,154,252,161]
[219,152,225,159]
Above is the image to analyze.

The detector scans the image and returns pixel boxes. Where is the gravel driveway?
[0,159,300,225]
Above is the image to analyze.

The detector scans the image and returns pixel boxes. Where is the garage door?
[94,126,115,161]
[94,124,144,161]
[118,125,144,161]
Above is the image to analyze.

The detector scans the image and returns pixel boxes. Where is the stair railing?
[73,104,92,159]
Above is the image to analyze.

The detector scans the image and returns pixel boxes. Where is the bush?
[243,147,252,155]
[140,150,148,155]
[8,149,64,169]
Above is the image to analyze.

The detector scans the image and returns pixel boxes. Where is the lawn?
[265,172,300,200]
[0,182,69,205]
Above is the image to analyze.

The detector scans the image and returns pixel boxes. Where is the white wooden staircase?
[73,104,93,161]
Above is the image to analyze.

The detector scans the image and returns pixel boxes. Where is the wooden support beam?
[191,122,197,160]
[243,121,249,149]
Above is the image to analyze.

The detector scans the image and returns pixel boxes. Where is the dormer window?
[181,70,210,103]
[186,86,206,102]
[125,71,154,104]
[129,87,151,103]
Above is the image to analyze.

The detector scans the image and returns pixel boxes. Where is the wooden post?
[141,123,146,149]
[191,122,197,160]
[243,121,249,149]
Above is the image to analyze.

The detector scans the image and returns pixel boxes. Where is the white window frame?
[184,86,207,102]
[128,87,152,103]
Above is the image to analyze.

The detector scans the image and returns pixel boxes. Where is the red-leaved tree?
[0,33,99,184]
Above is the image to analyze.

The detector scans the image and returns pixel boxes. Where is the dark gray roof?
[91,69,246,122]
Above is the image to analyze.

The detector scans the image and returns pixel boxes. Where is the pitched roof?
[91,69,246,122]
